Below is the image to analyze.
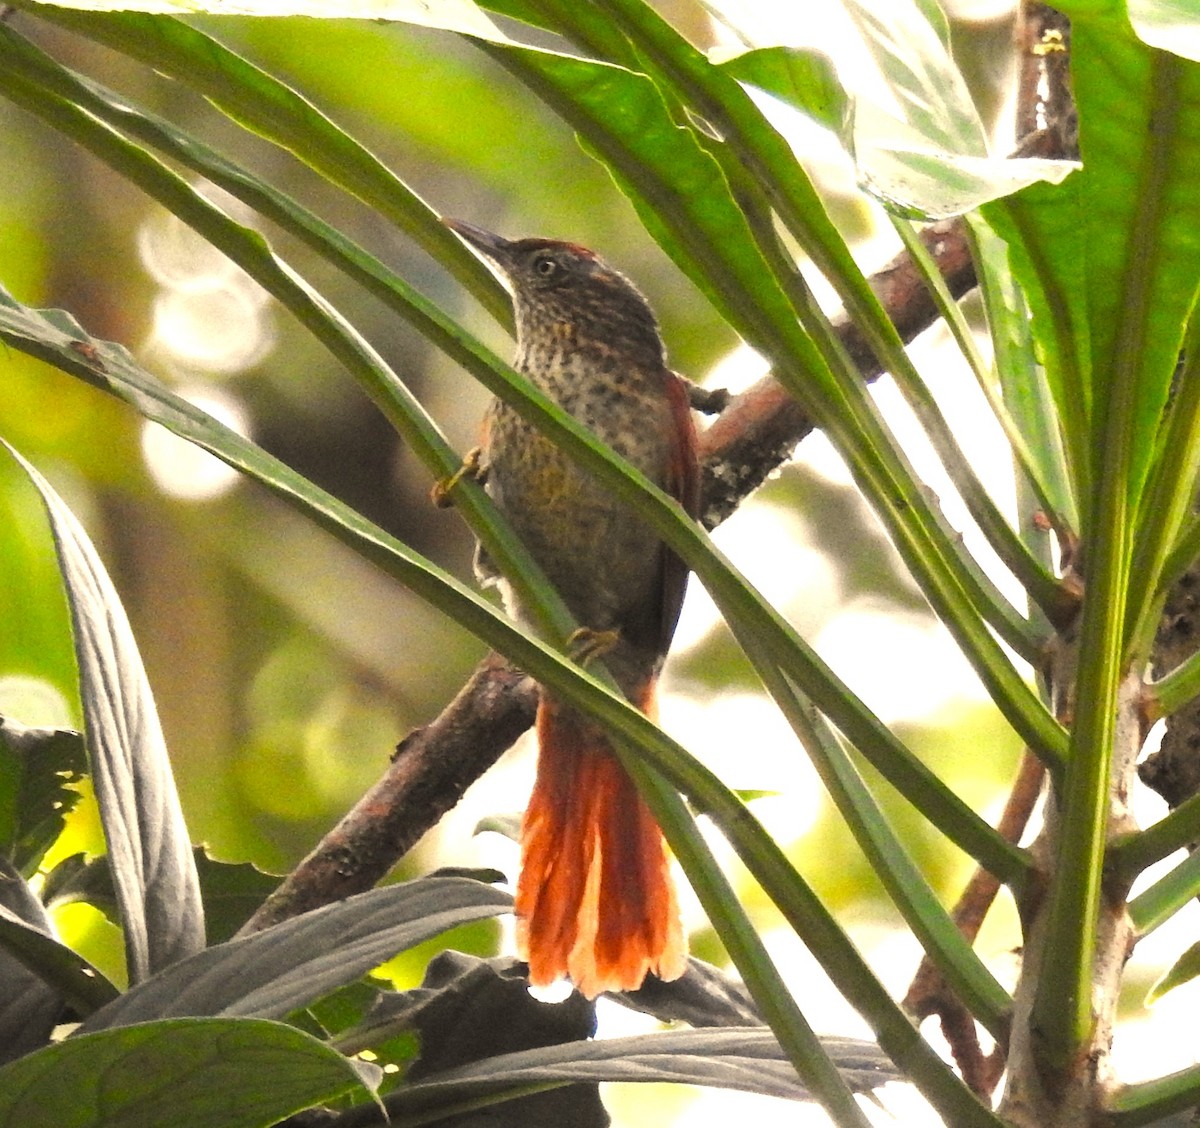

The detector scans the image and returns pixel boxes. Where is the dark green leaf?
[0,1016,377,1128]
[2,442,204,983]
[0,896,120,1017]
[0,858,64,1062]
[81,878,511,1032]
[379,1027,897,1121]
[41,848,282,947]
[0,715,85,877]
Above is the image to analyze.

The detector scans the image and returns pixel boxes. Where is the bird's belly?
[485,424,665,637]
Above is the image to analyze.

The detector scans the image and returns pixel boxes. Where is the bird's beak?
[442,218,513,264]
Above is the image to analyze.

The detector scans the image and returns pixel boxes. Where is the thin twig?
[902,750,1046,1097]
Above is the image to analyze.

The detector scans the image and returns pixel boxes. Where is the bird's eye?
[533,254,558,277]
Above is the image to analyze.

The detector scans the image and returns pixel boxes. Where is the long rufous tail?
[515,685,687,998]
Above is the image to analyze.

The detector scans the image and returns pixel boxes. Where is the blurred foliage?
[0,3,1024,996]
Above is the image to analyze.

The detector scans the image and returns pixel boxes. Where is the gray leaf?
[81,877,511,1032]
[3,443,205,983]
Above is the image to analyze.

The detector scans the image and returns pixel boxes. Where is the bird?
[442,218,699,998]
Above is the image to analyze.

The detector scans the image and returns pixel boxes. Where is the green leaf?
[0,715,85,877]
[716,46,849,134]
[28,8,512,326]
[0,895,120,1016]
[1128,0,1200,61]
[967,215,1079,534]
[1147,940,1200,1004]
[1074,29,1200,515]
[0,1017,377,1128]
[0,858,66,1062]
[23,0,508,38]
[41,849,282,947]
[389,1028,891,1113]
[843,0,1076,217]
[1128,848,1200,936]
[2,442,205,984]
[81,878,511,1032]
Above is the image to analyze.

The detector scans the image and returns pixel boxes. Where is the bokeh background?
[1,2,1190,1123]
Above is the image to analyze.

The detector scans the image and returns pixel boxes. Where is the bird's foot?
[431,446,487,508]
[566,626,621,665]
[685,381,731,415]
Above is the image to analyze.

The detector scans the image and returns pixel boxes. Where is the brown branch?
[241,654,536,933]
[1141,559,1200,811]
[902,749,1047,1098]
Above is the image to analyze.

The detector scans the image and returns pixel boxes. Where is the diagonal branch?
[242,219,979,935]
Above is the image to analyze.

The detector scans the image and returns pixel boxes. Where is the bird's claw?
[566,627,621,665]
[685,382,730,415]
[431,446,487,508]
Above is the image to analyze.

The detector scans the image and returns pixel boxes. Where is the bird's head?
[443,219,665,368]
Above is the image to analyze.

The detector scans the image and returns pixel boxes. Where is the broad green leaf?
[843,0,1076,217]
[0,715,85,877]
[0,1017,377,1128]
[716,46,849,134]
[3,443,205,984]
[1073,26,1200,516]
[1129,0,1200,61]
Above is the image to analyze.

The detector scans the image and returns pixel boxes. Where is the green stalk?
[1127,848,1200,937]
[733,625,1012,1037]
[1108,1062,1200,1126]
[1028,405,1129,1072]
[617,756,874,1126]
[1125,313,1200,660]
[1108,789,1200,884]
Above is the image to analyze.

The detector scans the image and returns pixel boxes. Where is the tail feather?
[516,689,686,998]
